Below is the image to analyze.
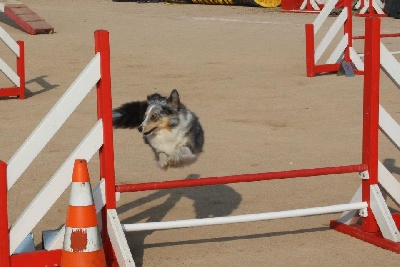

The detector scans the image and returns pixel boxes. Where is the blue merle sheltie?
[112,89,204,169]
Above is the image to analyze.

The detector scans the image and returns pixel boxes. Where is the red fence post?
[94,30,118,265]
[0,161,11,267]
[17,41,25,100]
[305,24,316,77]
[343,0,353,63]
[361,17,381,233]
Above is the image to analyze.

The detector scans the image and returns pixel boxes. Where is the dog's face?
[138,90,180,136]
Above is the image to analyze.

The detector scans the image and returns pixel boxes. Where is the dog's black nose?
[138,126,143,132]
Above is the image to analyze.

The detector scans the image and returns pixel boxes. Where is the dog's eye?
[150,114,158,121]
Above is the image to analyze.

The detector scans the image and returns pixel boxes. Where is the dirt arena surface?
[1,0,400,266]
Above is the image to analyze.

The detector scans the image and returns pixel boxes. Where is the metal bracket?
[359,207,368,217]
[359,170,369,180]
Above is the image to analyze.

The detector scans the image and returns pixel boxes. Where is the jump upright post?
[331,17,400,251]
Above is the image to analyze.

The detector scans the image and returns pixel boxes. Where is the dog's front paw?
[157,153,169,169]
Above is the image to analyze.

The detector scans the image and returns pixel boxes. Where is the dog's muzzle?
[138,125,156,136]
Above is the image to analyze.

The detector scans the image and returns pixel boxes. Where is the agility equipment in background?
[305,0,399,77]
[280,0,352,14]
[355,0,386,16]
[187,0,281,7]
[305,0,355,77]
[0,25,24,99]
[281,0,324,13]
[299,0,324,12]
[284,0,386,15]
[60,159,106,267]
[0,2,54,35]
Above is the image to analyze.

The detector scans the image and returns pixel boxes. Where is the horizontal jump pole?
[116,164,367,193]
[121,202,368,232]
[353,33,400,40]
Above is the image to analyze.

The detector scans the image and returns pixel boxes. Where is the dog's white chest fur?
[146,128,187,155]
[144,113,197,168]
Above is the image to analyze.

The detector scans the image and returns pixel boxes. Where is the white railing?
[7,54,100,190]
[381,43,400,87]
[315,8,348,64]
[7,53,104,254]
[121,202,368,232]
[0,25,20,86]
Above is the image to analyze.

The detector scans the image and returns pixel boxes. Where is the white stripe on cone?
[63,226,103,252]
[69,182,94,206]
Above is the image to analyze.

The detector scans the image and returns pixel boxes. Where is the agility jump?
[305,0,399,77]
[355,0,386,16]
[1,17,400,267]
[0,25,24,99]
[305,0,355,77]
[109,19,400,259]
[0,30,115,266]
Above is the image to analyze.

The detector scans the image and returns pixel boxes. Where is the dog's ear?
[168,89,180,110]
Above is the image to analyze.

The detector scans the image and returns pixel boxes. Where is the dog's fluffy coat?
[113,89,204,169]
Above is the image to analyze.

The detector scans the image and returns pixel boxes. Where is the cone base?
[61,249,107,267]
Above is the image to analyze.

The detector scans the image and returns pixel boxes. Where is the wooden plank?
[4,4,54,35]
[7,6,33,16]
[4,5,36,34]
[27,21,54,32]
[18,14,43,22]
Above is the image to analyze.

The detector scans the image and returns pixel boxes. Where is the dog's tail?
[112,101,148,129]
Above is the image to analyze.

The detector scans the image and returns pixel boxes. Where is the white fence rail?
[7,54,101,190]
[122,202,368,232]
[0,25,20,86]
[7,53,103,254]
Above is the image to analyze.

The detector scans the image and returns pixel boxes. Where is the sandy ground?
[1,0,400,266]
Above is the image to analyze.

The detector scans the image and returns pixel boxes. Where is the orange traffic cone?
[60,159,107,267]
